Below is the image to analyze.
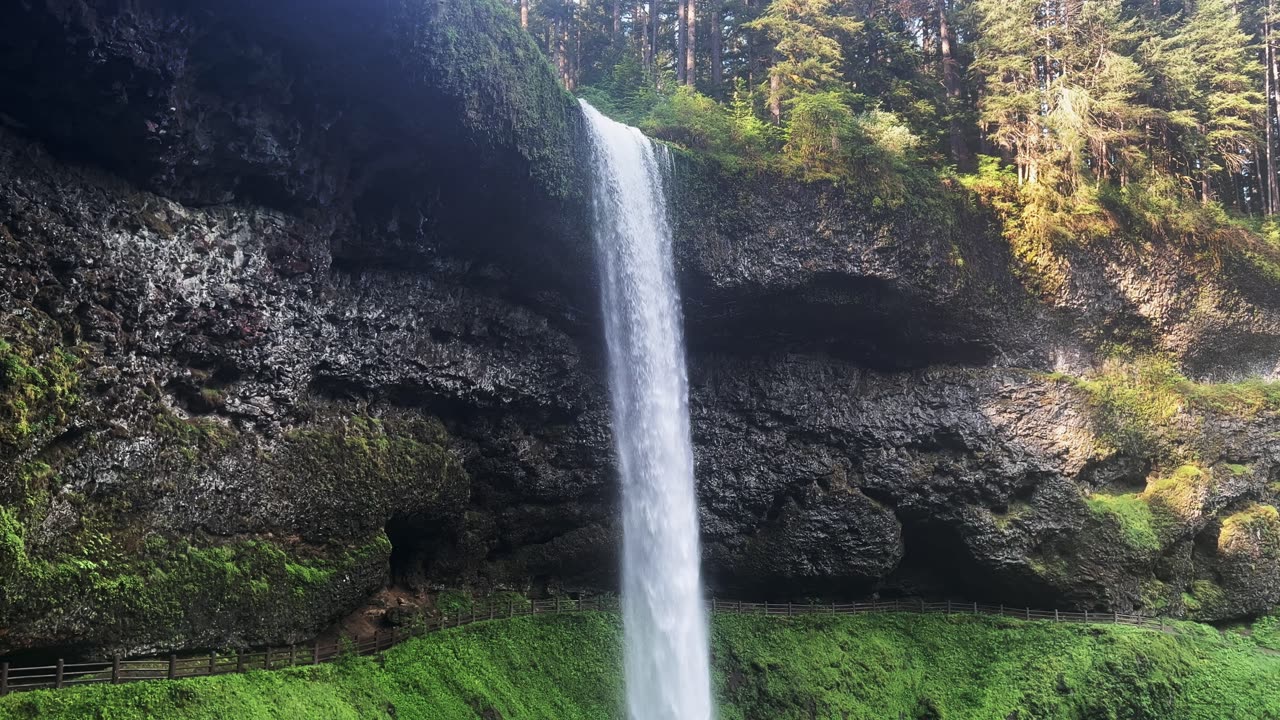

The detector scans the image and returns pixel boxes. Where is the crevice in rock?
[885,516,1057,608]
[386,513,454,590]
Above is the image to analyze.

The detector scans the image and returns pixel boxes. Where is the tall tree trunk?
[685,0,696,86]
[613,0,622,36]
[710,0,722,95]
[651,0,660,82]
[676,0,687,84]
[1268,3,1279,214]
[637,2,648,64]
[560,21,571,89]
[769,71,781,124]
[938,0,971,169]
[573,0,581,90]
[641,1,653,71]
[548,24,558,80]
[520,0,529,29]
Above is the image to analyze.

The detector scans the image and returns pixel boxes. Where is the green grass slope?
[2,612,1278,720]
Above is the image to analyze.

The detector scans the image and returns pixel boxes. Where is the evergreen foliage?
[520,0,1280,276]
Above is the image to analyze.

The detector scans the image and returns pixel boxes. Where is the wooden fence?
[0,596,1177,696]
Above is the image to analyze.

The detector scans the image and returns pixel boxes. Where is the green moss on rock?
[0,518,390,652]
[1219,504,1280,559]
[1,404,465,653]
[1061,354,1280,461]
[1183,579,1229,618]
[410,0,582,199]
[1142,463,1216,526]
[0,335,80,452]
[1085,493,1163,552]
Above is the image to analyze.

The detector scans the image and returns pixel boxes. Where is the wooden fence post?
[264,649,272,672]
[55,658,64,689]
[1025,607,1030,621]
[1,661,8,696]
[167,654,176,680]
[209,651,217,676]
[291,644,298,666]
[313,641,321,665]
[1084,610,1089,623]
[787,602,793,617]
[973,602,978,615]
[112,656,121,684]
[1055,609,1059,622]
[1113,612,1118,624]
[236,650,244,673]
[946,600,952,614]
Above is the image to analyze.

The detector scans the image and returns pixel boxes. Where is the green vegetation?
[0,406,463,649]
[0,337,79,450]
[0,520,390,644]
[1180,580,1229,618]
[1083,463,1232,558]
[514,0,1280,306]
[1251,613,1280,651]
[1219,503,1280,557]
[1086,492,1163,552]
[413,0,581,198]
[278,415,467,525]
[1143,463,1217,524]
[1056,353,1280,459]
[5,612,1280,719]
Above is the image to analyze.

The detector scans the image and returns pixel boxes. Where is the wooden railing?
[707,598,1176,632]
[0,596,1179,696]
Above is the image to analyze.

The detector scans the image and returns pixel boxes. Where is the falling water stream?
[580,100,713,720]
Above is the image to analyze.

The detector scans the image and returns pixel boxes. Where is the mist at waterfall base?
[580,99,713,720]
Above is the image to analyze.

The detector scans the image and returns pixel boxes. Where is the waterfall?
[579,100,713,720]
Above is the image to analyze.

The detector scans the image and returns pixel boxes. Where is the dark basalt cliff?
[4,0,1280,658]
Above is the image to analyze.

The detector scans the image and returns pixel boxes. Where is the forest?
[522,0,1280,244]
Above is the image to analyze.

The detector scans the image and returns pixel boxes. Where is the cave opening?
[886,517,1057,608]
[386,513,451,590]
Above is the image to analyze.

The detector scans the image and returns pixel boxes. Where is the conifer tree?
[745,0,863,122]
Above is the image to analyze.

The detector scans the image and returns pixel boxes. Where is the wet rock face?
[4,0,1280,657]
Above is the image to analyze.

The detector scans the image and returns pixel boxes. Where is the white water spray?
[580,100,713,720]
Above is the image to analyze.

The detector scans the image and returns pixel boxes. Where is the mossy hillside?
[1058,353,1280,461]
[1049,353,1280,563]
[0,516,390,653]
[1219,503,1280,556]
[1085,492,1165,552]
[1213,504,1280,613]
[1084,464,1218,552]
[1078,463,1280,617]
[0,410,464,653]
[6,613,1280,719]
